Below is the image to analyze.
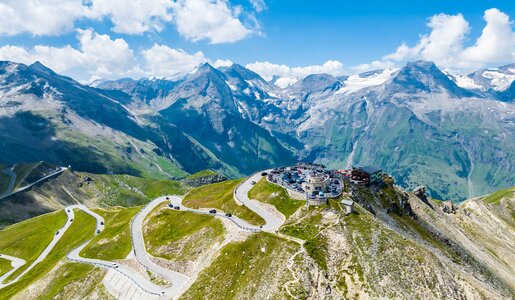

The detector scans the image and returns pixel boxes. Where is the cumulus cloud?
[0,29,138,81]
[171,0,252,44]
[0,0,258,43]
[141,44,207,77]
[89,0,174,35]
[360,8,515,73]
[0,0,87,36]
[246,60,344,86]
[0,29,240,81]
[351,60,396,73]
[461,8,515,65]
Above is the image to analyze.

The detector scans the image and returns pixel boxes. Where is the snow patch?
[337,69,397,94]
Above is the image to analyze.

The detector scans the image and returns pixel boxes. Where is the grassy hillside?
[183,179,265,226]
[184,169,218,180]
[143,204,225,262]
[248,178,304,219]
[0,209,96,299]
[0,258,12,277]
[481,186,515,204]
[80,206,141,261]
[182,233,298,299]
[0,210,67,279]
[0,169,185,227]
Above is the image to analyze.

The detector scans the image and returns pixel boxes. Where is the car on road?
[209,209,217,214]
[225,213,232,217]
[70,219,73,222]
[174,206,180,210]
[166,197,169,200]
[251,181,256,185]
[55,231,59,235]
[112,263,118,268]
[100,221,104,225]
[261,172,268,176]
[96,229,101,234]
[168,203,173,208]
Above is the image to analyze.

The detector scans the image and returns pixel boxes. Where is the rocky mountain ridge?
[1,59,514,201]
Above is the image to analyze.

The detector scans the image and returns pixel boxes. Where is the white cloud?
[89,0,174,35]
[352,60,396,73]
[0,0,258,44]
[0,29,137,81]
[171,0,252,44]
[141,44,207,77]
[212,59,234,68]
[0,0,87,36]
[362,8,515,73]
[246,60,344,85]
[250,0,267,13]
[461,8,515,65]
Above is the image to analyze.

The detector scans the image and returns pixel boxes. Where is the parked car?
[97,229,101,234]
[70,219,73,222]
[56,231,59,235]
[251,181,256,185]
[225,213,232,217]
[168,203,173,208]
[209,209,217,214]
[166,197,169,200]
[100,221,104,225]
[174,206,180,210]
[261,172,268,176]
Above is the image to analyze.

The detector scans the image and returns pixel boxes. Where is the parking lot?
[266,163,344,202]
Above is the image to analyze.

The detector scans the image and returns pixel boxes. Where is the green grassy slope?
[0,170,186,227]
[185,169,218,180]
[183,179,265,226]
[0,210,67,279]
[143,204,225,261]
[80,207,141,261]
[182,233,298,300]
[0,210,96,299]
[248,178,304,219]
[482,187,515,204]
[0,258,12,277]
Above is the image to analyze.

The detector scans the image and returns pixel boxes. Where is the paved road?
[0,204,98,289]
[0,167,68,200]
[234,170,285,232]
[0,169,292,297]
[131,198,190,299]
[168,196,261,232]
[0,253,26,285]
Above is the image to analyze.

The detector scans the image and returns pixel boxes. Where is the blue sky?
[0,0,513,82]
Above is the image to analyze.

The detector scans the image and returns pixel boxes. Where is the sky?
[0,0,513,82]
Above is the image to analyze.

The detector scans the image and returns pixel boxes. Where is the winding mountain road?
[0,254,25,286]
[130,197,190,299]
[234,170,285,232]
[0,169,294,299]
[0,204,100,288]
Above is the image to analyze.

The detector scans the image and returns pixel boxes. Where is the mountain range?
[0,60,514,201]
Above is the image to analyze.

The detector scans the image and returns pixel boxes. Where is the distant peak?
[403,60,438,71]
[199,62,215,70]
[29,61,56,75]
